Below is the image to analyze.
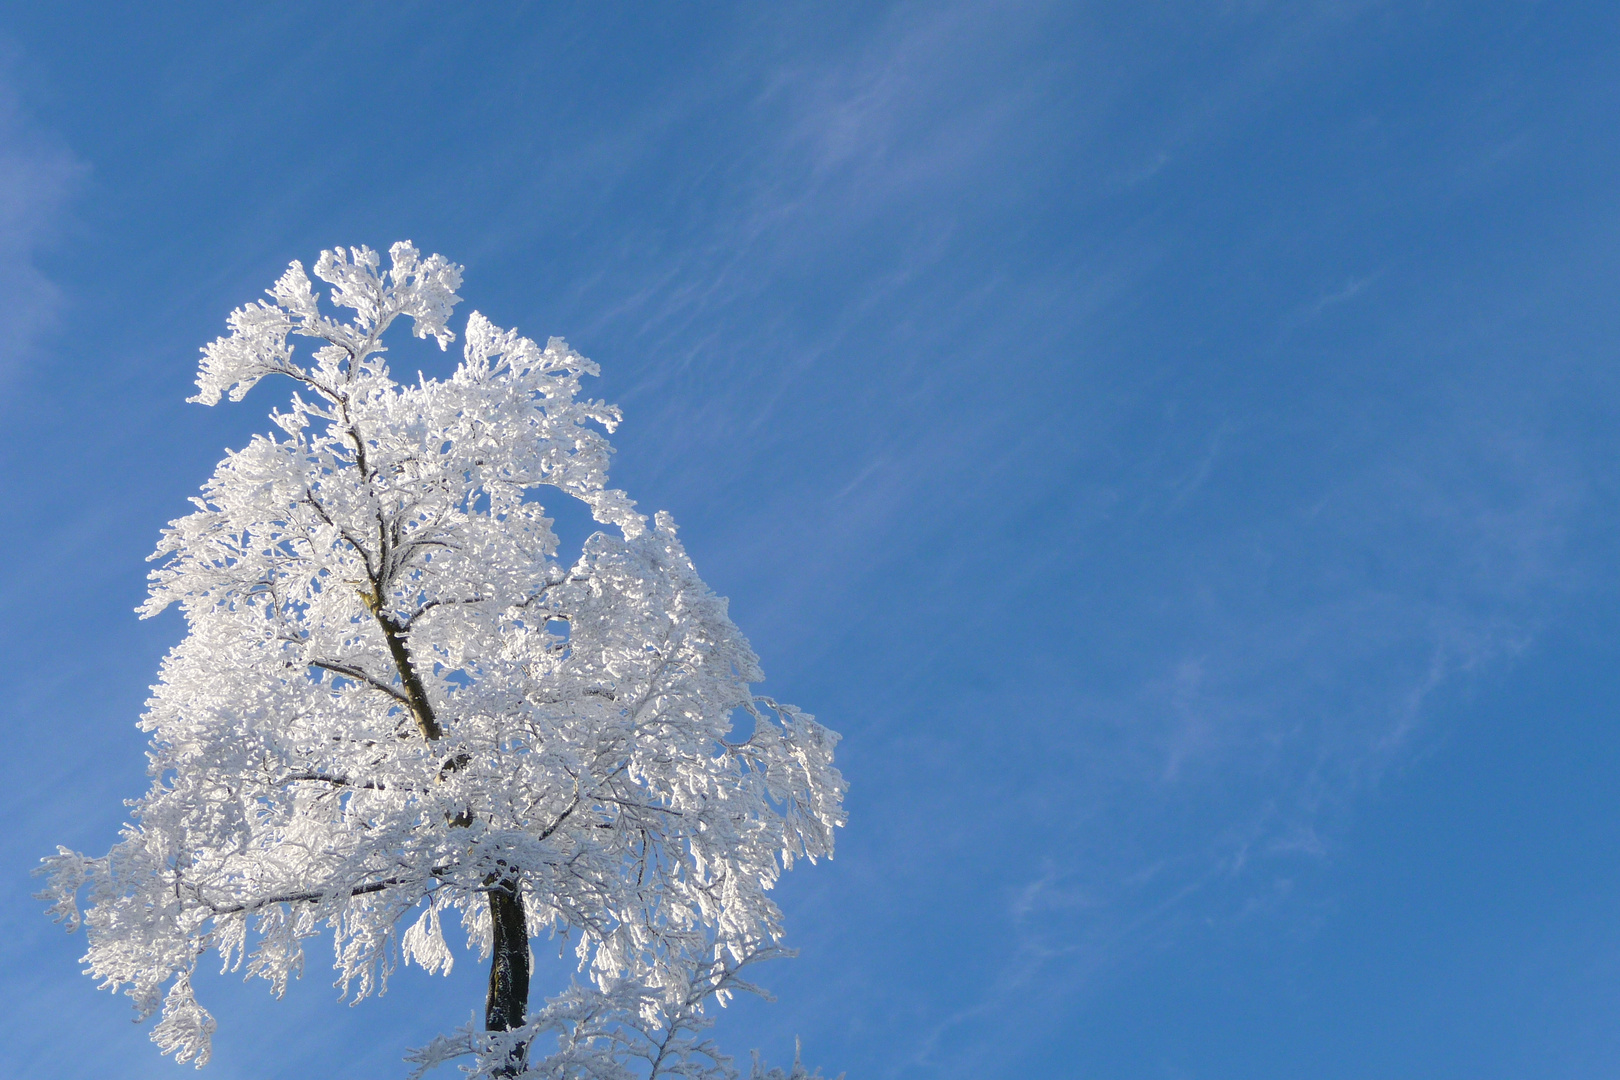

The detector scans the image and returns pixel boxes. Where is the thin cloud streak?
[0,65,84,376]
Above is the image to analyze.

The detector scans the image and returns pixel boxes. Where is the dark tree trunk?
[366,593,529,1069]
[487,883,530,1074]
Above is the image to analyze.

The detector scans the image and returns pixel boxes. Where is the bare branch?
[307,659,412,705]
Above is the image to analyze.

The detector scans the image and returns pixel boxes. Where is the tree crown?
[38,243,845,1079]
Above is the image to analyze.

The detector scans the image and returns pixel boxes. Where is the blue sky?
[3,2,1620,1077]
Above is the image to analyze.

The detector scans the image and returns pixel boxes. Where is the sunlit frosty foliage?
[37,243,845,1078]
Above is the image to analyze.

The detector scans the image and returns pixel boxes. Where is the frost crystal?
[38,243,845,1077]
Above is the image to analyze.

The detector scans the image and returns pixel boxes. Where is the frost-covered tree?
[38,243,845,1079]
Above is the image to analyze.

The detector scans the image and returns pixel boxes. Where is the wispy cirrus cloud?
[0,63,84,375]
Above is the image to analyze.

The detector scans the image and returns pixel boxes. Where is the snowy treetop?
[39,243,845,1079]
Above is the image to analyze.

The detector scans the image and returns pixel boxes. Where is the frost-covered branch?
[404,945,803,1080]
